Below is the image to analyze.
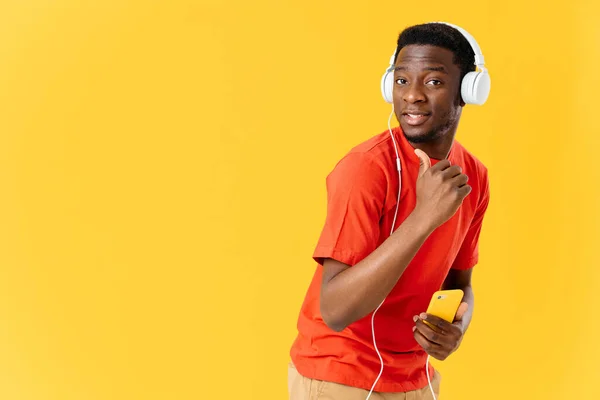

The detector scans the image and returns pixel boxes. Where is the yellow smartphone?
[425,289,464,325]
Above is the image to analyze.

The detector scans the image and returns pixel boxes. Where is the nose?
[401,82,426,104]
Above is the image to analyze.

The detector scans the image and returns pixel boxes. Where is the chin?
[400,124,436,143]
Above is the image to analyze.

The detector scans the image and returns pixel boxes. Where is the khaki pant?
[288,362,441,400]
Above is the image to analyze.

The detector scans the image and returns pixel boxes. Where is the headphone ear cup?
[461,71,491,105]
[460,71,478,105]
[380,69,394,104]
[472,71,490,105]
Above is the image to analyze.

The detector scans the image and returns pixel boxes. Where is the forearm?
[321,210,434,331]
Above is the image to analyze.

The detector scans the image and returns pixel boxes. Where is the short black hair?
[394,23,476,79]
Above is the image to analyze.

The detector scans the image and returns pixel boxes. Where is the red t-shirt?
[290,126,490,392]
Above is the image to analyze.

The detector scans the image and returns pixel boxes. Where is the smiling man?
[288,23,491,400]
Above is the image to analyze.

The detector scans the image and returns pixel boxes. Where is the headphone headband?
[388,22,485,69]
[435,22,485,67]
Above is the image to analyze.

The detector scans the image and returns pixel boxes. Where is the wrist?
[409,205,437,235]
[406,207,436,238]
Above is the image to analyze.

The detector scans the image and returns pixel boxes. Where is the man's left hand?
[412,302,469,361]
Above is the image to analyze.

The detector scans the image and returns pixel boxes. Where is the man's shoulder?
[453,140,489,178]
[332,130,393,169]
[326,130,393,181]
[348,130,392,156]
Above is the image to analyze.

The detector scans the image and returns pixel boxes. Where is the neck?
[408,129,457,160]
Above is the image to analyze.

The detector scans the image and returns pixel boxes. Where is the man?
[288,23,491,399]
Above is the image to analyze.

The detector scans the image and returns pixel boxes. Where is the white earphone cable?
[366,107,435,400]
[426,355,437,400]
[365,107,401,400]
[365,298,385,400]
[388,105,402,233]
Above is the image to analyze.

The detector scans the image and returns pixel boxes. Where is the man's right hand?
[413,149,472,229]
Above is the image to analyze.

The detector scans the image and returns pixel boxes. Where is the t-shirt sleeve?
[451,170,490,270]
[312,152,387,267]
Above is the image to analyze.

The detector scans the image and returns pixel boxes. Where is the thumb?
[454,302,469,321]
[414,149,431,178]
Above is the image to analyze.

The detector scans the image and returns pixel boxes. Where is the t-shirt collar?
[393,126,455,166]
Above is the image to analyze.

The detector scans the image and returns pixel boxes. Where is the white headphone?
[380,22,491,105]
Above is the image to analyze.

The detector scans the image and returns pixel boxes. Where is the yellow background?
[0,1,598,399]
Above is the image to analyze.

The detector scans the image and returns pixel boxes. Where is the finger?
[454,302,469,321]
[441,165,463,180]
[456,184,472,198]
[430,159,451,172]
[414,318,454,347]
[414,149,431,178]
[420,313,455,333]
[413,329,444,355]
[414,331,449,361]
[451,173,469,187]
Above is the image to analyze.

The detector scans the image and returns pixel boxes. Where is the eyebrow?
[394,66,448,73]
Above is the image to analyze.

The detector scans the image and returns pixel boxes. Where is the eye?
[395,78,407,85]
[426,79,442,86]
